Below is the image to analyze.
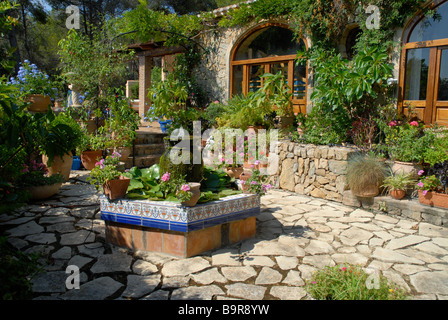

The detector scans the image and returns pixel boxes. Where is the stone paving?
[1,171,448,300]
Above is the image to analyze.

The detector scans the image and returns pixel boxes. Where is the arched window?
[399,0,448,125]
[230,24,308,114]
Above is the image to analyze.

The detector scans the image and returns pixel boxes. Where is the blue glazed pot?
[159,119,172,133]
[71,156,81,170]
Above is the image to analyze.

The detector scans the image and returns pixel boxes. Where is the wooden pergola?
[128,41,185,123]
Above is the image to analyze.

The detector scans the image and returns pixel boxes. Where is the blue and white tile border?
[100,193,260,232]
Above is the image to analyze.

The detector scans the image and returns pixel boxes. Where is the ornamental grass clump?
[347,154,388,197]
[305,264,409,300]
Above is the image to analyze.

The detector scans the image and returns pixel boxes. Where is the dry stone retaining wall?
[270,141,356,204]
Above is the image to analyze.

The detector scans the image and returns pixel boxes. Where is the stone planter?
[28,182,63,200]
[26,94,51,113]
[102,176,131,201]
[81,150,103,170]
[392,161,423,177]
[42,152,73,182]
[418,190,448,209]
[180,182,201,207]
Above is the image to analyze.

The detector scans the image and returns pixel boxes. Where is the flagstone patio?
[1,170,448,300]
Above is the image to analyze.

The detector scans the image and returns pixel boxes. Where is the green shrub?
[0,236,43,300]
[305,264,409,300]
[293,107,350,145]
[423,128,448,166]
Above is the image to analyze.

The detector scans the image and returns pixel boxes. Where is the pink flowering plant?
[242,168,273,196]
[158,172,191,202]
[416,170,443,196]
[87,151,122,190]
[384,119,428,162]
[19,160,63,187]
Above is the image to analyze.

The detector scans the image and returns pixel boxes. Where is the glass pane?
[438,49,448,101]
[249,65,265,93]
[409,1,448,43]
[270,62,289,86]
[293,62,307,99]
[235,27,305,61]
[232,65,243,95]
[404,48,430,100]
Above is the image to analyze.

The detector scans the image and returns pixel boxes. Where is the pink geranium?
[180,184,190,192]
[161,172,171,182]
[389,120,397,127]
[410,121,419,126]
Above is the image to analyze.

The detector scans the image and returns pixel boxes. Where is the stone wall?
[270,141,357,203]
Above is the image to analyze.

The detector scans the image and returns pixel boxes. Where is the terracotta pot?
[114,146,132,162]
[246,126,264,134]
[42,152,73,182]
[81,150,103,170]
[26,94,51,113]
[243,161,255,172]
[28,182,63,200]
[181,182,201,207]
[351,183,380,198]
[390,189,406,200]
[103,176,131,201]
[418,190,448,209]
[225,166,244,179]
[239,171,252,193]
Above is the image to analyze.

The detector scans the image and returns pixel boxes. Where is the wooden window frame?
[398,0,448,125]
[230,24,308,114]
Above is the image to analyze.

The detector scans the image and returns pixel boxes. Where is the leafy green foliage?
[0,236,43,300]
[381,170,416,192]
[305,264,408,300]
[58,27,134,114]
[38,110,84,165]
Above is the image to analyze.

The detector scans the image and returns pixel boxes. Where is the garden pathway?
[1,171,448,300]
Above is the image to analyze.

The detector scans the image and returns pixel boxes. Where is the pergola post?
[138,55,153,123]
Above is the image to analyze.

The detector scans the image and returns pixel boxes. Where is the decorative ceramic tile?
[100,193,260,232]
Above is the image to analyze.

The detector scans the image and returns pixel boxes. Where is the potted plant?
[416,161,448,209]
[87,151,130,200]
[146,73,194,133]
[177,182,201,207]
[384,120,426,176]
[101,119,136,162]
[19,160,64,200]
[347,154,388,198]
[77,132,106,170]
[381,171,416,200]
[8,61,57,113]
[40,111,84,181]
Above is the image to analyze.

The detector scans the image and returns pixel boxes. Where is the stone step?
[124,154,164,169]
[134,132,167,145]
[132,143,166,156]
